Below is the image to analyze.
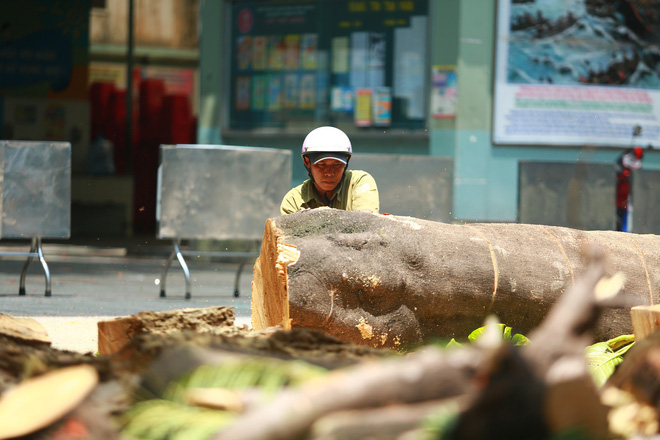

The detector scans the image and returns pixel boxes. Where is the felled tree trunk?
[251,208,660,348]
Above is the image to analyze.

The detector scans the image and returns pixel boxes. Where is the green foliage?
[468,323,530,346]
[419,401,461,440]
[444,323,530,348]
[122,399,235,440]
[445,338,463,348]
[164,357,327,402]
[585,334,635,387]
[121,357,329,440]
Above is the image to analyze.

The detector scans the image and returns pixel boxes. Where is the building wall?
[440,0,660,222]
[90,0,198,49]
[199,1,660,224]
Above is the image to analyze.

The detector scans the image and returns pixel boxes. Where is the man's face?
[306,158,346,193]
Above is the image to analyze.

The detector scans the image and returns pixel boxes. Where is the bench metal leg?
[233,262,246,297]
[19,238,51,297]
[159,239,191,299]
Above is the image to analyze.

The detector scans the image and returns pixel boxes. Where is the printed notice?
[355,88,372,126]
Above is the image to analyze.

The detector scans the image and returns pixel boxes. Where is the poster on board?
[493,0,660,148]
[431,65,457,119]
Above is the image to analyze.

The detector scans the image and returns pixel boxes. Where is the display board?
[0,141,71,239]
[349,153,453,222]
[518,161,616,231]
[494,0,660,147]
[229,0,428,131]
[157,144,292,240]
[632,168,660,234]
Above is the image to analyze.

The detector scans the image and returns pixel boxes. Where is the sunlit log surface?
[251,208,660,349]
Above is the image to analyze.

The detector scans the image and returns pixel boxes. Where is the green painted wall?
[198,0,223,144]
[433,0,658,222]
[199,1,660,223]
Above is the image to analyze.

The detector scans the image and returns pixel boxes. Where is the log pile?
[0,273,658,438]
[1,210,660,438]
[251,208,660,348]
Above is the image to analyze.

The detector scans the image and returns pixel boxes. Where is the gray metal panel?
[632,169,660,234]
[518,161,615,231]
[349,154,453,222]
[0,141,71,239]
[158,144,292,240]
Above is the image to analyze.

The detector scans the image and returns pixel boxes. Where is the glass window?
[228,0,429,132]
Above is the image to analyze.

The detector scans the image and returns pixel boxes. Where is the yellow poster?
[354,88,372,126]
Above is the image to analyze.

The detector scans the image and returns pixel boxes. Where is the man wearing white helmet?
[280,126,379,214]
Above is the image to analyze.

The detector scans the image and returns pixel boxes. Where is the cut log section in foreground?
[97,306,236,355]
[251,208,660,349]
[630,304,660,341]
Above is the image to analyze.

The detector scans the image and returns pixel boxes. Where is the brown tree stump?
[251,208,660,348]
[0,314,51,347]
[97,306,236,355]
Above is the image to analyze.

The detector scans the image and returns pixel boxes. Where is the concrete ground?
[0,238,254,353]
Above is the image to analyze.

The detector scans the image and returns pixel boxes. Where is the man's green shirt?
[280,170,379,215]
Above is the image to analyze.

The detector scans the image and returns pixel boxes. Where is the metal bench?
[0,141,70,296]
[156,144,291,299]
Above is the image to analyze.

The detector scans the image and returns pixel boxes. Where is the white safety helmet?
[301,126,352,165]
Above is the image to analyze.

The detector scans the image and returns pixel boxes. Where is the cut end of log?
[251,218,298,330]
[98,319,133,356]
[631,305,660,341]
[276,242,300,273]
[0,364,98,439]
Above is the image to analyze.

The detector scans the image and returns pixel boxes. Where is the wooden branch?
[212,346,483,440]
[308,399,455,440]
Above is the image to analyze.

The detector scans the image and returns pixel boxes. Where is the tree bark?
[307,400,455,440]
[213,245,616,440]
[251,208,660,348]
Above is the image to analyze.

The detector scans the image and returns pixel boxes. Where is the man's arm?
[280,196,297,215]
[351,172,379,213]
[280,187,304,215]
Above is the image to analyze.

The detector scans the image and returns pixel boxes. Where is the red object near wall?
[138,78,166,144]
[89,81,116,139]
[159,94,194,144]
[133,78,167,234]
[104,89,139,175]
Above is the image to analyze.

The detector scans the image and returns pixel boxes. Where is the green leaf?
[122,400,235,440]
[511,333,531,346]
[445,338,463,348]
[420,400,461,440]
[123,358,330,440]
[585,335,635,387]
[164,357,328,402]
[468,323,530,346]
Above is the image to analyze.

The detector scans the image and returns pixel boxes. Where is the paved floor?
[0,240,254,322]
